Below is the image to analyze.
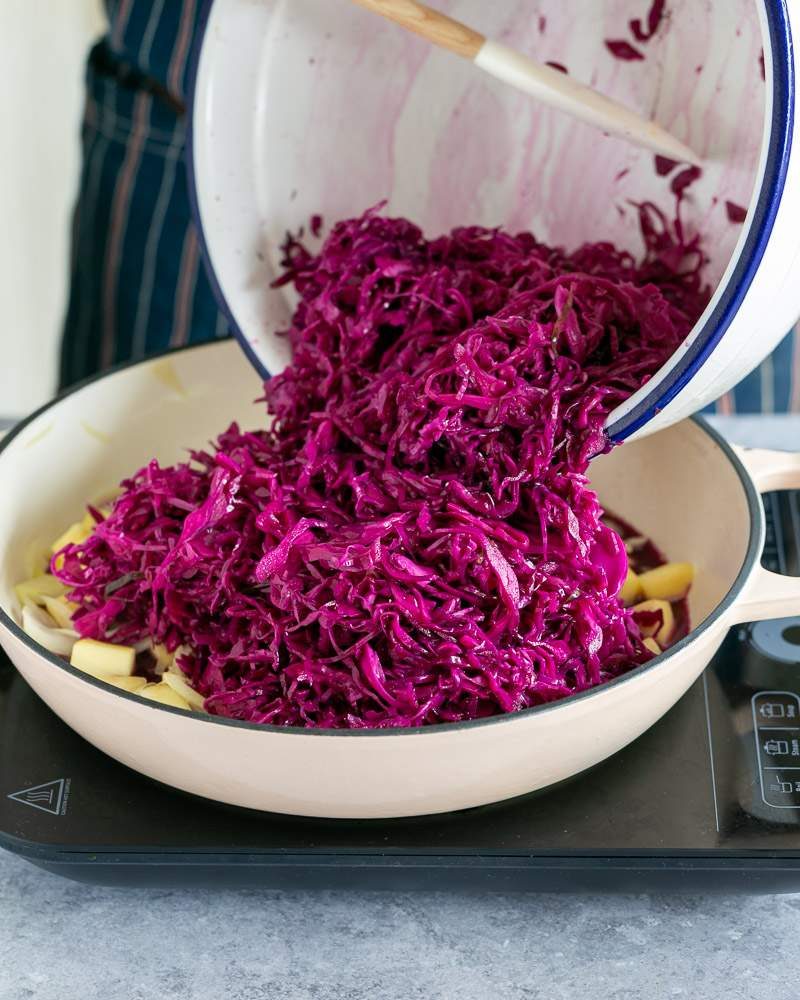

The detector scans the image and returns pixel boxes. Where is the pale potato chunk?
[42,595,78,630]
[643,637,661,656]
[139,682,191,711]
[24,541,52,579]
[619,568,642,606]
[51,520,92,555]
[638,562,694,602]
[15,574,66,606]
[105,676,148,693]
[151,643,174,671]
[80,511,97,532]
[71,638,136,678]
[151,642,189,670]
[162,669,205,711]
[632,599,675,646]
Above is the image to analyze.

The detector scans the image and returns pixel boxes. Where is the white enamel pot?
[188,0,800,441]
[1,340,799,819]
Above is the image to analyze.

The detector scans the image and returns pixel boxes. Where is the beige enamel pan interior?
[0,340,786,819]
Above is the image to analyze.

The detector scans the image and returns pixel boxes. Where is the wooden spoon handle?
[348,0,700,164]
[349,0,484,59]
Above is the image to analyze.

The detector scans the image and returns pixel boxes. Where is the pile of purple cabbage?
[55,206,708,728]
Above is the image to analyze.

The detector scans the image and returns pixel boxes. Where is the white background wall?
[0,1,107,421]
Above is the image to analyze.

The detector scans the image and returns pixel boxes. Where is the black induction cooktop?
[2,491,800,892]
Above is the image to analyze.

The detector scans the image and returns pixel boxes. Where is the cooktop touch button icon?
[7,778,71,816]
[759,701,797,721]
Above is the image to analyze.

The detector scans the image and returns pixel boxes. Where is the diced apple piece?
[72,661,120,681]
[638,562,694,602]
[105,675,148,693]
[42,595,78,630]
[70,638,136,678]
[139,682,191,710]
[632,599,675,646]
[15,574,66,607]
[643,637,661,656]
[24,541,51,578]
[163,669,205,711]
[80,511,98,533]
[619,568,642,606]
[151,643,174,670]
[51,520,92,555]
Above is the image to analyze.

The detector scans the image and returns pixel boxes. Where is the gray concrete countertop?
[2,857,800,1000]
[1,415,799,1000]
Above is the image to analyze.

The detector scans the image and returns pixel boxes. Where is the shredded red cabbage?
[630,0,667,42]
[726,201,747,225]
[608,1,667,60]
[604,39,646,62]
[54,207,708,728]
[654,155,679,177]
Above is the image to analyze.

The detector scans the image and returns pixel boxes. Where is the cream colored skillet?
[1,341,800,818]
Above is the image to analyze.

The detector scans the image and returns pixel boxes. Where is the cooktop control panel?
[752,690,800,811]
[707,490,800,829]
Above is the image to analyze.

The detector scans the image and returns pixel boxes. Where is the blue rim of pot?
[606,0,794,440]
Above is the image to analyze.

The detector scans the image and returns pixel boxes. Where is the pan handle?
[733,446,800,493]
[730,446,800,624]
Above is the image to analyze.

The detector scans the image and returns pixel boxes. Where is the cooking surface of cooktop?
[2,491,800,891]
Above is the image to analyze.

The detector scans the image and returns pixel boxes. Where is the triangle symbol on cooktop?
[7,779,67,816]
